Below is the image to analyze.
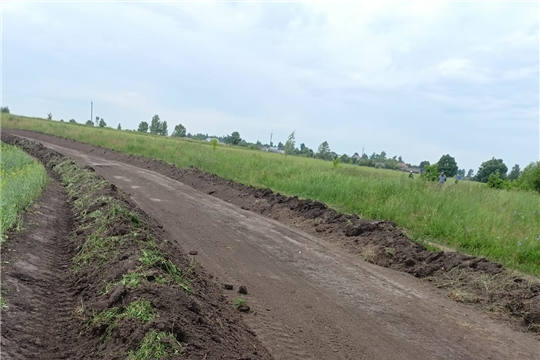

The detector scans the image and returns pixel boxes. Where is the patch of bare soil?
[3,129,539,335]
[1,134,273,359]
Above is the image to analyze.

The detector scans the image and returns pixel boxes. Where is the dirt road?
[6,130,540,360]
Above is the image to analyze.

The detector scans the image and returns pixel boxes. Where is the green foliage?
[226,131,242,145]
[47,113,52,120]
[69,119,77,124]
[99,118,107,128]
[437,154,458,177]
[85,120,94,126]
[137,121,149,133]
[487,171,506,189]
[466,169,474,178]
[234,297,247,309]
[514,161,540,193]
[117,123,121,130]
[160,121,168,136]
[476,158,508,183]
[420,163,439,182]
[127,331,181,360]
[284,131,296,157]
[419,160,430,169]
[332,157,339,169]
[0,143,47,242]
[1,106,10,114]
[508,164,521,181]
[172,124,187,137]
[149,115,161,135]
[210,138,218,150]
[316,141,331,160]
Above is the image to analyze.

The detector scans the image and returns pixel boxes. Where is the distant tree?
[47,113,53,120]
[419,160,430,170]
[69,119,77,124]
[160,121,168,136]
[171,124,187,137]
[467,169,474,178]
[95,116,100,126]
[137,121,149,133]
[227,131,242,145]
[300,143,306,151]
[398,156,403,163]
[277,142,284,150]
[85,120,94,126]
[117,123,122,130]
[339,154,350,164]
[60,119,64,122]
[475,158,508,183]
[508,164,521,181]
[487,171,508,189]
[149,115,161,134]
[284,131,296,157]
[513,161,540,193]
[99,118,107,128]
[457,169,465,177]
[316,141,332,161]
[1,106,10,113]
[379,151,387,161]
[437,154,458,177]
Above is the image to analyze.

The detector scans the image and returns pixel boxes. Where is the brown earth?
[1,135,272,359]
[2,129,540,360]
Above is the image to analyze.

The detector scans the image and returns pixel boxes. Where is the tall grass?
[0,141,47,242]
[3,114,540,275]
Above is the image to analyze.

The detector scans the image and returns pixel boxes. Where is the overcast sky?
[2,1,539,172]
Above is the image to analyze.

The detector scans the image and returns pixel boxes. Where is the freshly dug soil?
[2,129,539,335]
[1,135,273,359]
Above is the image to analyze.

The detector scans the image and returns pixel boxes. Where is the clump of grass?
[0,142,47,242]
[234,297,247,309]
[127,331,182,360]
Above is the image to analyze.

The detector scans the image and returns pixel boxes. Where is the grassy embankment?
[0,141,47,242]
[3,114,540,276]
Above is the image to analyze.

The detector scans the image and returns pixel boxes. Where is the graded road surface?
[7,130,540,360]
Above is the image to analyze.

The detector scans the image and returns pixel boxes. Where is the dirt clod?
[238,285,248,295]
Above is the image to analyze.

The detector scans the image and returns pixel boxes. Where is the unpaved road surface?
[6,130,540,360]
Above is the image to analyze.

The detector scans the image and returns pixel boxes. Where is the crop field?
[0,141,47,241]
[3,114,540,275]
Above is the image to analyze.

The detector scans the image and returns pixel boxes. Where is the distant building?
[352,152,361,161]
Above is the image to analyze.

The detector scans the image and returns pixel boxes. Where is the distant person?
[408,171,413,179]
[439,172,447,184]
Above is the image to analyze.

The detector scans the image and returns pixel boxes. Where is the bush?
[514,161,540,193]
[420,163,439,182]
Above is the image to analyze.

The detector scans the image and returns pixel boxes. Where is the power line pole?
[270,132,273,147]
[90,100,93,125]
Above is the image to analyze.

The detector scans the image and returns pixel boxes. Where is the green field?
[3,114,540,275]
[0,141,47,242]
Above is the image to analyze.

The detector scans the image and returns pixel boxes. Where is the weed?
[127,331,182,360]
[124,299,154,323]
[234,297,247,309]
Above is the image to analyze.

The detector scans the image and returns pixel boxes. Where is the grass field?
[3,114,540,275]
[0,141,47,242]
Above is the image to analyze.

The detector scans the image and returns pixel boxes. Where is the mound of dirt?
[1,134,273,359]
[3,129,539,335]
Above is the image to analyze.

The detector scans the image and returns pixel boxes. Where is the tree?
[47,113,53,120]
[467,169,474,178]
[339,154,350,164]
[419,160,430,170]
[475,158,508,183]
[95,116,100,126]
[277,142,284,150]
[86,120,94,126]
[398,156,403,163]
[227,131,242,145]
[99,118,107,128]
[457,169,465,177]
[149,115,162,134]
[513,161,540,193]
[1,106,10,113]
[316,141,332,160]
[437,154,458,177]
[172,124,187,137]
[117,123,122,130]
[379,151,387,161]
[137,121,149,133]
[300,143,306,151]
[284,131,296,157]
[69,119,77,124]
[160,121,168,136]
[508,164,521,181]
[420,163,439,182]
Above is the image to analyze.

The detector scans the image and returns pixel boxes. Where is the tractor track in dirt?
[2,129,540,360]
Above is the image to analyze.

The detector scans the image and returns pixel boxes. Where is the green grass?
[3,114,540,276]
[127,331,181,360]
[0,141,47,242]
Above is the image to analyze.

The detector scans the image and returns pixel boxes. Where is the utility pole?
[90,100,93,125]
[270,132,273,147]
